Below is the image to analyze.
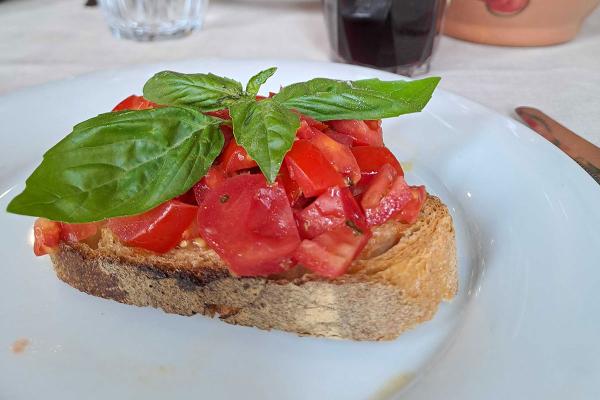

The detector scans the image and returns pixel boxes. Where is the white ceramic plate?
[1,60,599,400]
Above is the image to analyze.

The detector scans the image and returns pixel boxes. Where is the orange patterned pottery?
[444,0,600,46]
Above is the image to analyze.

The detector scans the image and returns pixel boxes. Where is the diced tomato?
[299,113,328,131]
[60,222,99,242]
[351,146,403,177]
[296,120,318,140]
[277,166,302,206]
[397,186,427,224]
[284,140,345,197]
[107,200,198,253]
[289,110,328,131]
[324,129,354,147]
[220,124,234,149]
[309,131,361,185]
[327,120,384,147]
[33,218,61,256]
[205,109,231,120]
[197,174,301,276]
[112,95,156,111]
[193,166,226,205]
[294,223,371,278]
[295,186,367,239]
[220,139,258,175]
[364,119,382,131]
[361,164,397,209]
[361,164,415,227]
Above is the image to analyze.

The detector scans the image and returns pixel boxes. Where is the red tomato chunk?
[284,140,345,198]
[327,120,384,147]
[220,139,258,175]
[351,146,403,177]
[112,95,156,111]
[295,187,367,239]
[293,186,370,277]
[196,174,301,277]
[107,200,197,253]
[361,164,420,227]
[33,218,61,256]
[60,222,99,242]
[397,185,427,224]
[294,223,371,278]
[309,131,361,185]
[193,166,226,205]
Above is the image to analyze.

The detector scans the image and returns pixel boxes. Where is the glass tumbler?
[323,0,447,76]
[99,0,209,41]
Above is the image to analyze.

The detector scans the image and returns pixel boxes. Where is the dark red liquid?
[335,0,445,69]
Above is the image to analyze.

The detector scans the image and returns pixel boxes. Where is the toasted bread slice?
[50,195,457,341]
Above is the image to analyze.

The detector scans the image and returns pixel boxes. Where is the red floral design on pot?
[482,0,530,16]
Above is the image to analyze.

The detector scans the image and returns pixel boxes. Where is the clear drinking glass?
[99,0,209,41]
[323,0,447,76]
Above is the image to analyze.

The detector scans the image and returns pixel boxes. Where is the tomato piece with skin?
[327,120,384,147]
[361,164,415,227]
[220,139,258,175]
[364,119,382,131]
[296,120,318,140]
[351,146,403,196]
[112,95,156,111]
[107,200,198,253]
[299,113,328,131]
[351,146,403,177]
[284,140,345,198]
[289,110,328,132]
[193,166,226,205]
[295,186,368,239]
[324,129,354,147]
[397,186,427,224]
[197,174,301,277]
[277,166,302,206]
[309,131,361,185]
[220,124,234,149]
[205,109,231,120]
[33,218,61,256]
[60,222,99,242]
[294,223,371,278]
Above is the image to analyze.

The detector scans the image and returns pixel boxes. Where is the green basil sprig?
[230,98,300,183]
[7,107,223,223]
[7,67,440,222]
[272,77,440,121]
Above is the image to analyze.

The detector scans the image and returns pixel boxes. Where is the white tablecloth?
[2,0,599,145]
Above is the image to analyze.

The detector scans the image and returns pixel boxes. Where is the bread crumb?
[10,338,30,354]
[179,240,189,248]
[192,238,207,248]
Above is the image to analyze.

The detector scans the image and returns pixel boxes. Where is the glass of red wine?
[323,0,447,76]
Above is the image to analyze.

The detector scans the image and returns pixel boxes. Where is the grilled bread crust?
[50,195,457,341]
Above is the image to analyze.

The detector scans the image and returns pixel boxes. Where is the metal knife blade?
[515,107,600,185]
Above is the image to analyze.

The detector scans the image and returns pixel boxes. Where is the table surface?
[2,0,599,145]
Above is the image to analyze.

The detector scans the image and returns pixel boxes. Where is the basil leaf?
[143,71,243,111]
[230,99,300,184]
[273,76,440,120]
[7,107,223,223]
[245,67,277,97]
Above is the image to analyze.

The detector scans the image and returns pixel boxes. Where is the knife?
[515,107,600,184]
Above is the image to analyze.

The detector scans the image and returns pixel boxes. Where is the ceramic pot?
[443,0,600,46]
